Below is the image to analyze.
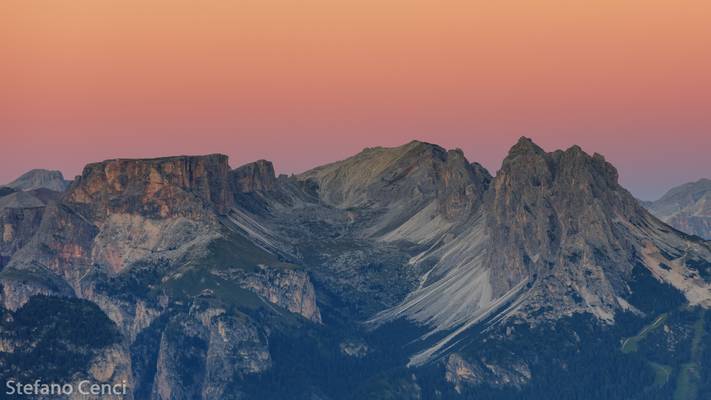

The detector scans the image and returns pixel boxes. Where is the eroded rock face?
[4,203,99,293]
[68,344,134,400]
[0,206,45,269]
[484,139,641,317]
[373,138,711,366]
[0,153,333,398]
[339,340,369,358]
[445,353,483,392]
[232,266,322,323]
[298,140,491,242]
[483,139,711,321]
[151,303,270,400]
[232,160,277,193]
[90,213,217,275]
[81,284,163,342]
[0,278,68,311]
[66,154,234,218]
[445,353,530,394]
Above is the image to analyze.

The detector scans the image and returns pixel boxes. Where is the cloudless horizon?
[2,0,710,200]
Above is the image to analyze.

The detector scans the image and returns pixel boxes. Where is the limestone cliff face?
[0,201,96,313]
[0,278,70,311]
[0,189,63,270]
[232,160,277,193]
[484,138,643,317]
[3,203,98,294]
[0,153,327,399]
[445,353,482,392]
[0,205,45,269]
[68,344,134,400]
[150,302,270,400]
[66,154,234,218]
[235,266,322,323]
[445,353,531,394]
[483,138,711,321]
[89,212,218,275]
[81,283,163,342]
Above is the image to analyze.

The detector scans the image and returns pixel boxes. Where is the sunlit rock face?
[66,154,235,218]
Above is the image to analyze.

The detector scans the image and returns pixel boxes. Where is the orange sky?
[1,0,710,199]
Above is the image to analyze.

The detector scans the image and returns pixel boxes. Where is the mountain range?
[0,138,710,400]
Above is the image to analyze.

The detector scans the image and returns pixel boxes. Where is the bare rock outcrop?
[445,353,531,394]
[66,154,235,218]
[235,266,322,323]
[151,302,270,400]
[232,160,277,193]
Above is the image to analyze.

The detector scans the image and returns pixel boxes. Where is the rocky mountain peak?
[497,137,553,186]
[4,169,69,192]
[297,140,491,241]
[298,140,478,207]
[485,139,709,319]
[506,136,546,157]
[504,136,545,164]
[232,160,277,193]
[497,138,623,200]
[375,138,711,366]
[489,139,638,272]
[558,144,619,183]
[352,140,445,164]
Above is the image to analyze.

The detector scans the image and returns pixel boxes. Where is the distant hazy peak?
[645,178,711,239]
[657,178,711,203]
[4,169,69,192]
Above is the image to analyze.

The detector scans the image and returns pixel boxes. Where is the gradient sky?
[1,0,710,200]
